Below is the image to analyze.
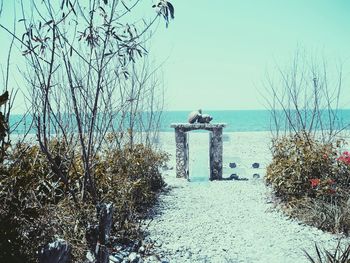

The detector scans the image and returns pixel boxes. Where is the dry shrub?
[0,142,63,262]
[97,143,169,241]
[266,132,350,234]
[0,140,168,262]
[287,195,350,234]
[266,132,349,200]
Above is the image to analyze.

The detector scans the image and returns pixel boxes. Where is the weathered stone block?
[171,123,226,181]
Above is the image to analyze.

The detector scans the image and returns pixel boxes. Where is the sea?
[160,109,350,132]
[8,109,350,135]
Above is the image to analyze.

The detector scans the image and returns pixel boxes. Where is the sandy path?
[144,132,344,263]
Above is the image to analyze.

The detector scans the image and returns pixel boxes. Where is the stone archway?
[171,123,226,180]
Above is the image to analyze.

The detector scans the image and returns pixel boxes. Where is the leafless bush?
[111,58,165,149]
[264,50,349,143]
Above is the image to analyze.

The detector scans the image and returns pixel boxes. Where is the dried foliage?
[0,0,174,261]
[266,132,350,234]
[97,142,169,241]
[266,133,348,199]
[289,195,350,235]
[0,140,168,262]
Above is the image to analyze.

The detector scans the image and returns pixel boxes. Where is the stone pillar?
[175,128,189,179]
[209,128,223,180]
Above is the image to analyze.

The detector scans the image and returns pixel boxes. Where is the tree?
[0,0,174,203]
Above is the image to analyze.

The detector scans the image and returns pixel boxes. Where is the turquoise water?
[8,109,350,134]
[161,109,350,132]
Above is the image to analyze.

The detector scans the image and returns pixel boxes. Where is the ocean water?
[161,109,350,132]
[8,109,350,134]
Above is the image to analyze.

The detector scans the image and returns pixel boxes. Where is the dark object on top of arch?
[187,109,213,124]
[197,114,213,124]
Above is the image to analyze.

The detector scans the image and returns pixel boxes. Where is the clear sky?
[1,0,350,113]
[145,0,350,111]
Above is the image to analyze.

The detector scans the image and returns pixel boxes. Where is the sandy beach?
[142,131,347,263]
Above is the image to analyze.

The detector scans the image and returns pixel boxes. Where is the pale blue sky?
[146,0,350,110]
[1,0,350,113]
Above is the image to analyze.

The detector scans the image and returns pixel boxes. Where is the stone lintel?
[171,123,226,132]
